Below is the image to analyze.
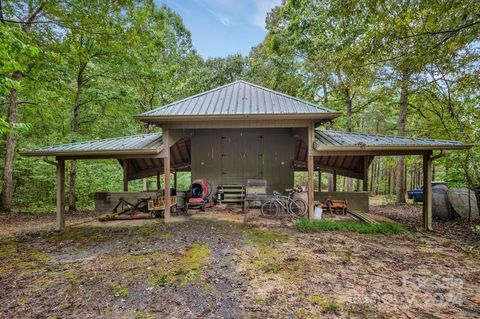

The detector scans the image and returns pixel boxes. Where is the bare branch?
[399,19,480,40]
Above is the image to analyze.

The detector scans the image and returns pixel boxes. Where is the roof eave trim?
[313,145,473,152]
[134,113,342,122]
[20,149,163,158]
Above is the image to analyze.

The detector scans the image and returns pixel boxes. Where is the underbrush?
[295,219,405,235]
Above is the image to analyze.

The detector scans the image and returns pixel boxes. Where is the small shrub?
[309,294,342,313]
[474,225,480,235]
[148,274,169,287]
[295,219,405,235]
[112,284,129,298]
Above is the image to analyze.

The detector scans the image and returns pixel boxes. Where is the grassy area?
[295,219,405,235]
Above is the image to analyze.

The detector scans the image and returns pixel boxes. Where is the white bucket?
[314,207,323,220]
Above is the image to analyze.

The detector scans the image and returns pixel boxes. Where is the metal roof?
[136,80,337,119]
[314,130,471,151]
[21,129,471,160]
[21,133,163,157]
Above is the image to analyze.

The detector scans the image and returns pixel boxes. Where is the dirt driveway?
[0,208,479,318]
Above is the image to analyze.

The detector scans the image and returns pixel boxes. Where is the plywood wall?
[191,128,294,193]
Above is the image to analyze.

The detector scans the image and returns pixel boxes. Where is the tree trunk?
[0,4,43,212]
[344,86,354,191]
[328,173,334,193]
[396,70,410,204]
[69,65,85,212]
[0,72,21,212]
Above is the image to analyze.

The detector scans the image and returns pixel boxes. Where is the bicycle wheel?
[289,198,307,217]
[261,200,279,217]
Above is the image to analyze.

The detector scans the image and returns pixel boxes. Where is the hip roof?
[136,80,338,121]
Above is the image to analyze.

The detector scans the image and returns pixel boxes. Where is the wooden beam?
[156,170,160,190]
[163,128,171,221]
[56,159,65,231]
[293,160,364,179]
[153,117,340,129]
[423,154,433,231]
[307,123,314,220]
[122,159,128,192]
[363,156,369,192]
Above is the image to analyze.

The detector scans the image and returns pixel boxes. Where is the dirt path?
[0,209,479,318]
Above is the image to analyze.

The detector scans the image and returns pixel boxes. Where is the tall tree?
[0,0,43,212]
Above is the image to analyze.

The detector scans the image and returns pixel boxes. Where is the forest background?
[1,0,479,213]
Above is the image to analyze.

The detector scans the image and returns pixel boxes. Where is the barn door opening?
[220,130,263,185]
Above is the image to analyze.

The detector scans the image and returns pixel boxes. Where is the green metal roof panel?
[314,130,470,150]
[22,133,163,156]
[138,80,334,117]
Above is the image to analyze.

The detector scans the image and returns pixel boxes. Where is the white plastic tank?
[314,206,323,220]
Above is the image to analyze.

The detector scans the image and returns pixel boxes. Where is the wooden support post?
[156,170,160,191]
[363,156,369,192]
[307,123,315,220]
[423,154,433,231]
[122,159,128,192]
[308,155,315,220]
[163,128,171,221]
[174,171,178,190]
[318,170,322,192]
[333,170,337,192]
[56,159,65,231]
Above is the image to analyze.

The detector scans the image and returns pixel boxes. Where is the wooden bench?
[320,198,348,215]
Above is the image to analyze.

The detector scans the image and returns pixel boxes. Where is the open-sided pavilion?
[22,81,472,231]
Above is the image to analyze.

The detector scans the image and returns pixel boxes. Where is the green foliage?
[0,24,38,93]
[111,284,129,298]
[309,295,343,313]
[474,225,480,235]
[1,0,479,213]
[295,219,406,235]
[244,228,288,246]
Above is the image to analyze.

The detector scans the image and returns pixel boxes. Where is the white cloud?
[252,0,281,29]
[207,8,234,26]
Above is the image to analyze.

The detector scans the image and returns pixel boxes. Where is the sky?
[156,0,281,58]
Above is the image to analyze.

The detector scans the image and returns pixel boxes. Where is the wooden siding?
[191,129,294,193]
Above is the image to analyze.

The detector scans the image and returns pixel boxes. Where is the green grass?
[308,295,342,313]
[295,219,405,235]
[243,228,288,246]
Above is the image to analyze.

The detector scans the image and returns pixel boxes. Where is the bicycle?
[260,187,307,218]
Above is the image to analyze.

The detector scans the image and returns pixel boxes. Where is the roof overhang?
[20,149,165,160]
[20,133,164,160]
[135,112,341,123]
[312,145,473,156]
[313,130,473,156]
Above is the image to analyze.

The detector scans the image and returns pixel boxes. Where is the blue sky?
[156,0,281,58]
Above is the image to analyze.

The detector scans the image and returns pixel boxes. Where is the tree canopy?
[0,0,479,212]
